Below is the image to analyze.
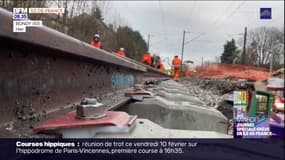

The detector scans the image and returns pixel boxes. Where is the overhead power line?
[202,1,247,38]
[158,1,169,51]
[213,1,247,31]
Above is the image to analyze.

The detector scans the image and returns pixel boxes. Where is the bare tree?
[248,27,284,67]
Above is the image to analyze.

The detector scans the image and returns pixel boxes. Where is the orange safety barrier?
[193,64,271,81]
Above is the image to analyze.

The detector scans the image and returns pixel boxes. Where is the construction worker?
[91,34,102,49]
[142,52,152,65]
[157,60,165,72]
[151,55,155,67]
[117,48,125,57]
[172,55,181,81]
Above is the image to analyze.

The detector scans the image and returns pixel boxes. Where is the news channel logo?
[260,8,272,20]
[13,8,28,20]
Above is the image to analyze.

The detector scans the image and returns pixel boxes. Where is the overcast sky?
[103,1,284,68]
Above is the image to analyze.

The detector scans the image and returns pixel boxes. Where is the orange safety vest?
[142,53,151,65]
[91,41,102,49]
[117,50,125,57]
[158,62,164,70]
[172,57,181,70]
[172,57,181,66]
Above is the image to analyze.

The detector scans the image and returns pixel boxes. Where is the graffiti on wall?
[111,74,134,89]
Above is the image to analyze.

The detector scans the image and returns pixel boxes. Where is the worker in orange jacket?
[142,52,152,65]
[90,34,103,49]
[117,48,126,57]
[157,61,165,72]
[172,55,181,81]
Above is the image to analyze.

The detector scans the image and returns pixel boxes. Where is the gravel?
[179,78,248,135]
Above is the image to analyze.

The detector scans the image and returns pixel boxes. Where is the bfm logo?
[13,8,28,14]
[13,8,28,20]
[260,8,272,20]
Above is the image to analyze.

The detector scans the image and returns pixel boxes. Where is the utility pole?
[270,54,273,75]
[201,56,204,71]
[147,34,154,51]
[181,31,186,66]
[242,27,247,65]
[181,30,190,68]
[147,34,150,51]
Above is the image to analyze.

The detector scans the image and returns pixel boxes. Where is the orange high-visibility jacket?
[158,62,164,70]
[172,57,181,67]
[117,50,125,57]
[142,53,152,65]
[91,41,102,49]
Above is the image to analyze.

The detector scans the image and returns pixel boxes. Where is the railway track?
[0,8,170,127]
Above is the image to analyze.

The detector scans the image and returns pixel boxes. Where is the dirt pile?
[188,78,248,95]
[193,64,270,81]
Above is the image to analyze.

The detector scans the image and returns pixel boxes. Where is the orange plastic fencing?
[193,64,271,81]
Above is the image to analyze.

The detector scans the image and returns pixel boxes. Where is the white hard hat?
[120,48,124,51]
[94,34,100,38]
